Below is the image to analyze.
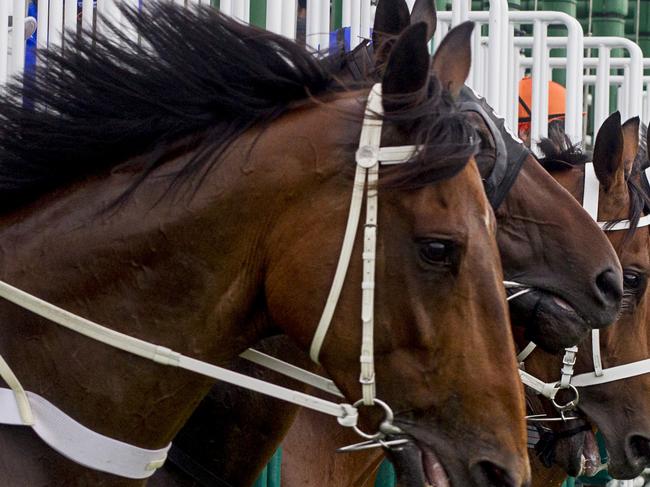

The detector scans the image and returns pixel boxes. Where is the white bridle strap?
[591,329,604,376]
[361,160,378,405]
[519,369,560,399]
[559,346,578,389]
[308,83,418,405]
[517,342,537,363]
[308,159,366,364]
[309,83,383,366]
[571,359,650,387]
[583,162,600,221]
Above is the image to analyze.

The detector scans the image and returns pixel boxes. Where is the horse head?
[525,113,650,481]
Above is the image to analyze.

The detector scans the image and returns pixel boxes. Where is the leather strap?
[0,388,170,479]
[239,349,343,397]
[571,359,650,387]
[591,329,604,377]
[559,346,578,389]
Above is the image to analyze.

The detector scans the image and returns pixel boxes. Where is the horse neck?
[0,94,362,482]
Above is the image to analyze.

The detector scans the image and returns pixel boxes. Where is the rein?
[0,84,422,478]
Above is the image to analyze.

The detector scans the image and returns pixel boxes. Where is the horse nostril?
[470,460,519,487]
[595,268,623,308]
[628,435,650,462]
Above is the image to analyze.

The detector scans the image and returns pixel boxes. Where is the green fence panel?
[249,0,267,28]
[253,449,282,487]
[332,0,343,30]
[375,459,396,487]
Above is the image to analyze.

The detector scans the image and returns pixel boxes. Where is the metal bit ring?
[351,398,400,440]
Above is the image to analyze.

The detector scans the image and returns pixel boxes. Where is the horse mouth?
[508,287,590,352]
[382,436,450,487]
[420,443,450,487]
[579,429,603,477]
[541,418,603,477]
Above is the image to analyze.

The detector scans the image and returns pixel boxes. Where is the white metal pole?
[486,0,505,112]
[82,0,94,31]
[507,24,519,132]
[594,45,610,137]
[48,0,64,49]
[530,19,545,147]
[306,0,319,50]
[220,0,233,15]
[360,0,371,42]
[342,0,351,28]
[452,0,470,26]
[350,0,361,49]
[64,0,77,43]
[320,0,330,52]
[0,0,8,87]
[282,0,297,40]
[266,0,282,34]
[37,0,49,48]
[11,0,26,77]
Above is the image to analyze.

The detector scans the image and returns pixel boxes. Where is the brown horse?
[522,114,650,484]
[0,4,531,487]
[153,2,624,487]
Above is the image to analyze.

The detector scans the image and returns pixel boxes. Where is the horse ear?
[621,116,640,176]
[381,22,431,113]
[593,111,624,191]
[372,0,411,66]
[410,0,437,41]
[431,21,473,99]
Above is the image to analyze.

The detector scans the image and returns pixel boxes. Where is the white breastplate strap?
[0,85,424,477]
[0,388,169,479]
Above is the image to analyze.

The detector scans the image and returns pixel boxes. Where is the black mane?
[0,4,476,213]
[537,125,590,171]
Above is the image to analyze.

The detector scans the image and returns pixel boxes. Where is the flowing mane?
[0,4,476,213]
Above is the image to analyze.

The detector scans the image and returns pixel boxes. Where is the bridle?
[517,161,650,426]
[0,84,429,478]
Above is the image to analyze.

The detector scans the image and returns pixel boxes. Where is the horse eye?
[419,240,455,265]
[623,271,642,289]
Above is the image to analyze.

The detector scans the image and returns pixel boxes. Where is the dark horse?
[153,2,623,486]
[524,116,650,484]
[0,4,531,487]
